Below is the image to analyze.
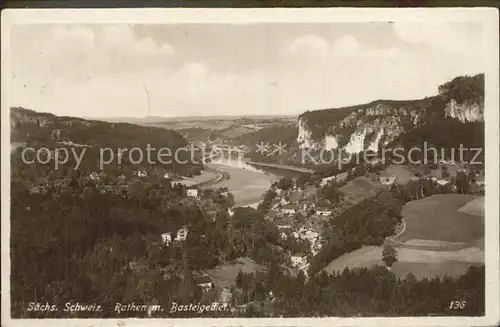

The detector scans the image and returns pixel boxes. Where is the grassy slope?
[323,194,484,279]
[397,194,484,243]
[206,257,268,288]
[323,245,484,280]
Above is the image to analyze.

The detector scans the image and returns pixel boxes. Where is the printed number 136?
[449,300,466,309]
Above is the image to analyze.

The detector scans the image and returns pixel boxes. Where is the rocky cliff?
[297,74,484,154]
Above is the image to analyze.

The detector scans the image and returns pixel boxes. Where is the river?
[202,160,280,207]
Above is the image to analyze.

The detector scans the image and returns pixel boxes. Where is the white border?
[1,7,499,327]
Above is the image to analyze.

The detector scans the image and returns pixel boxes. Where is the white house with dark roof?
[161,232,173,246]
[175,226,189,242]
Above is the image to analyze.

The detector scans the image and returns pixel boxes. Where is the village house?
[410,175,421,182]
[117,183,129,193]
[187,188,199,198]
[316,208,332,217]
[136,170,148,178]
[161,226,189,246]
[161,232,173,246]
[369,173,379,182]
[320,175,336,187]
[30,177,51,193]
[194,275,214,292]
[29,185,42,194]
[301,202,310,212]
[368,157,383,166]
[336,172,349,183]
[281,203,296,215]
[88,172,99,181]
[279,197,289,206]
[129,259,149,272]
[276,223,292,230]
[288,190,302,204]
[379,176,396,186]
[439,159,456,165]
[290,254,308,268]
[219,287,232,304]
[175,226,189,242]
[116,174,127,183]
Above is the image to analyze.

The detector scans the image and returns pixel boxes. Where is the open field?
[458,196,485,217]
[380,164,415,185]
[339,164,414,206]
[322,245,484,280]
[206,257,268,288]
[340,176,385,206]
[403,239,467,247]
[396,194,484,243]
[323,195,484,280]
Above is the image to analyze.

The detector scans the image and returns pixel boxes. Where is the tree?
[276,177,293,191]
[441,165,450,178]
[226,192,235,207]
[296,270,306,286]
[455,171,470,194]
[319,183,343,203]
[236,270,244,289]
[382,244,398,269]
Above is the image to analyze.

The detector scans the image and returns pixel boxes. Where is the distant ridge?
[94,114,298,124]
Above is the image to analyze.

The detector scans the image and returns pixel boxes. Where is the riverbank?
[173,169,220,187]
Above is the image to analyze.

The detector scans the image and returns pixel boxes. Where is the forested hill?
[296,74,484,154]
[10,107,187,149]
[10,107,201,176]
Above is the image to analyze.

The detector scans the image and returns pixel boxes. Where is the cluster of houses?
[430,160,485,192]
[28,176,60,194]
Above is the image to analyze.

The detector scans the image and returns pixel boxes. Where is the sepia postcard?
[1,7,499,327]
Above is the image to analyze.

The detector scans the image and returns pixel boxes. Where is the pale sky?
[9,22,484,118]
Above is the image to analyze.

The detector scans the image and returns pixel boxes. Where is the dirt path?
[197,168,225,187]
[389,219,407,245]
